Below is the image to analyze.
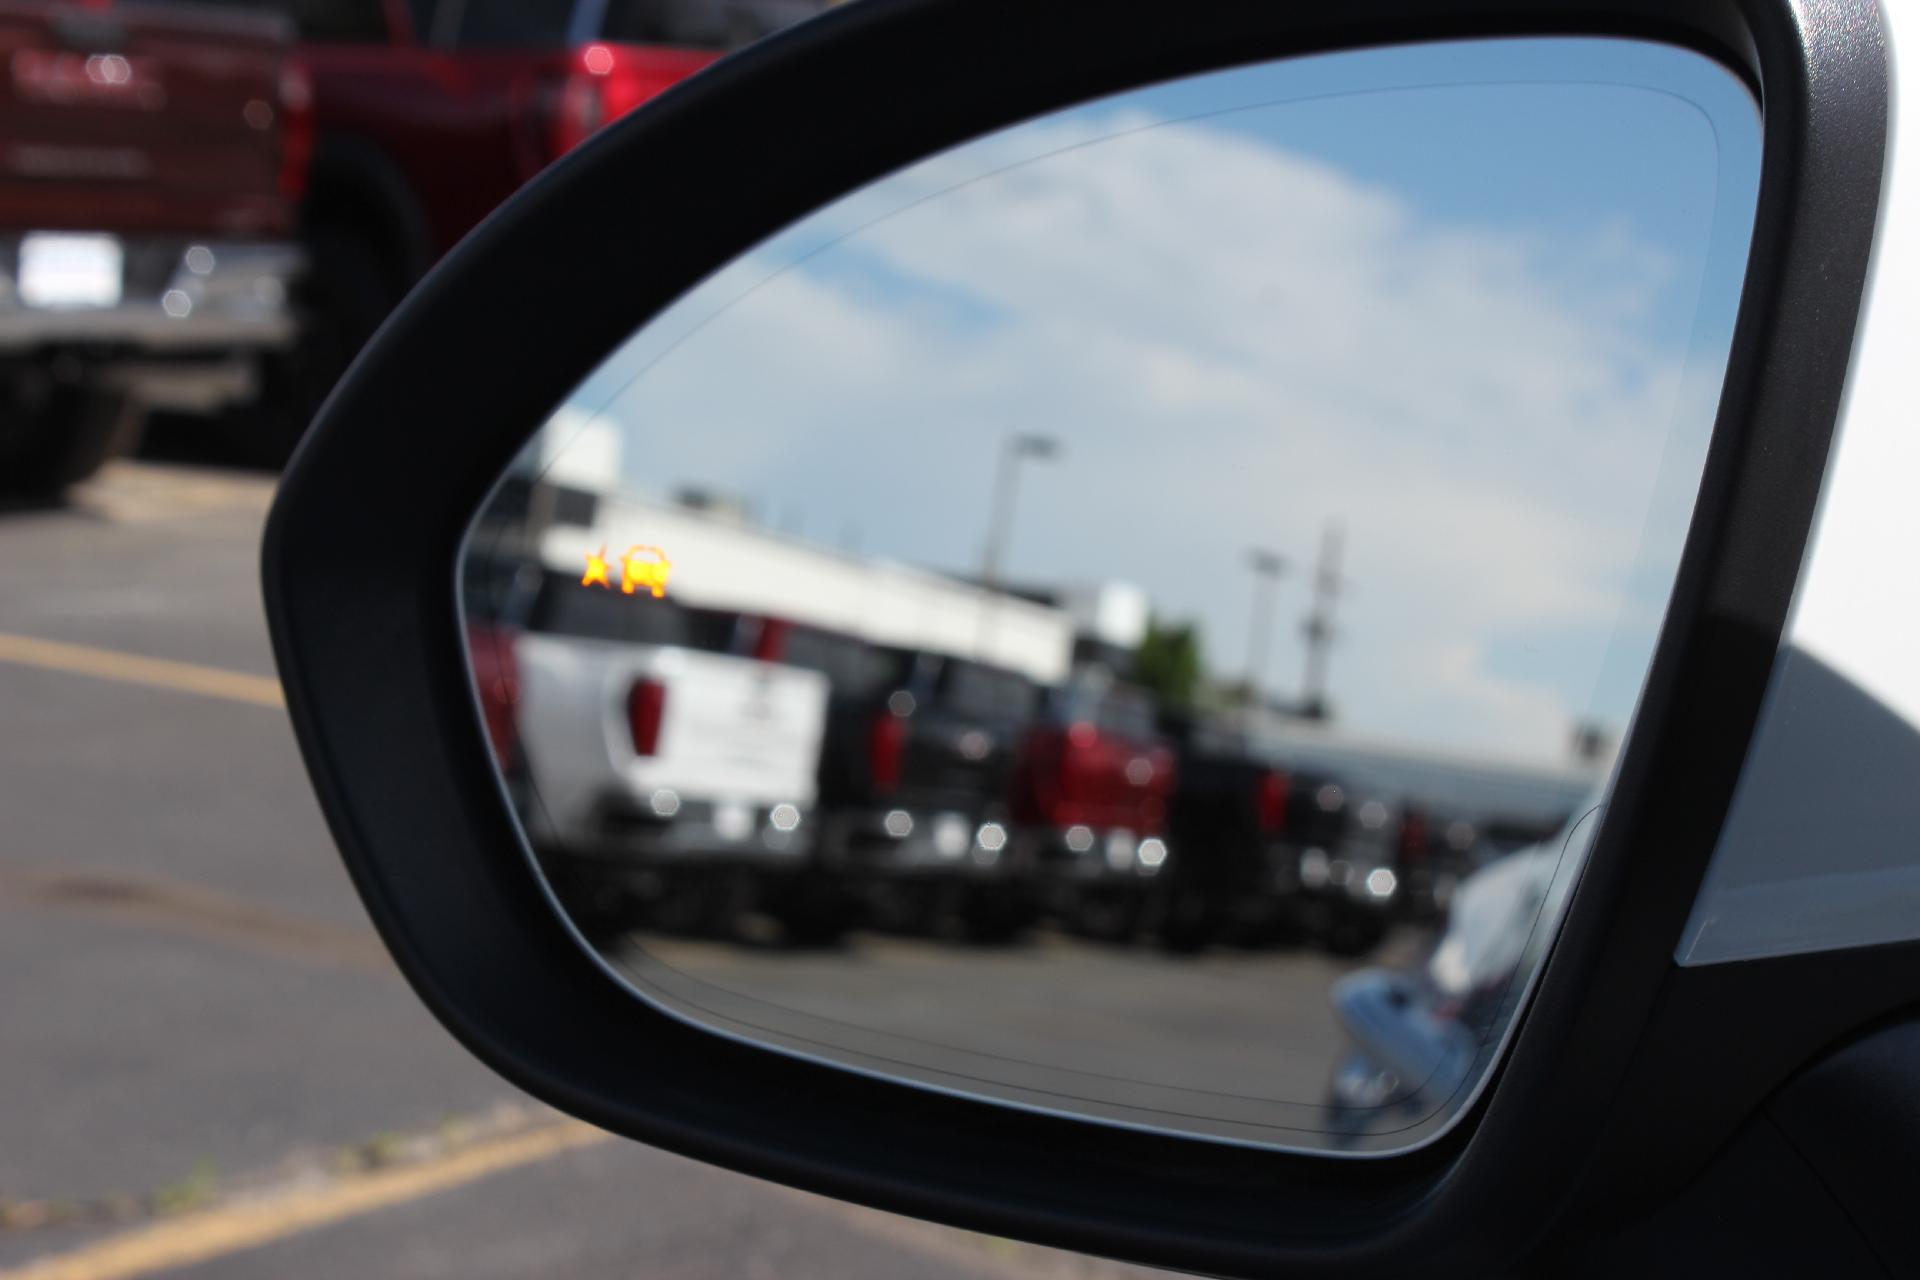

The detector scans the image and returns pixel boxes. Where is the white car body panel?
[516,633,829,842]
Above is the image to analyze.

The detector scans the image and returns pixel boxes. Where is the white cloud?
[560,104,1727,761]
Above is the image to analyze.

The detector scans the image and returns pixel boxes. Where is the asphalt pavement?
[0,463,1370,1278]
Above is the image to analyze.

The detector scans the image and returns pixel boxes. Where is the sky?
[516,36,1761,763]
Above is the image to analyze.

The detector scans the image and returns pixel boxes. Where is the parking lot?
[0,461,1439,1276]
[627,925,1419,1123]
[0,463,1222,1278]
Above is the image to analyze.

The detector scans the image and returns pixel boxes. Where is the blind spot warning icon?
[581,545,612,589]
[620,545,673,598]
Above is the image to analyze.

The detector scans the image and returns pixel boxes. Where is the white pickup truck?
[502,571,830,935]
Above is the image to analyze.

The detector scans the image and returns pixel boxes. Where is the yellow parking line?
[0,1121,611,1280]
[0,633,283,709]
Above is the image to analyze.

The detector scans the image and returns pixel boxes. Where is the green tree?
[1133,616,1205,707]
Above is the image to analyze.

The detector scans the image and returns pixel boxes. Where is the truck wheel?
[227,224,397,468]
[1154,886,1219,954]
[763,877,856,947]
[954,888,1031,945]
[647,869,738,937]
[1069,888,1144,944]
[869,882,938,935]
[543,862,640,947]
[1323,905,1391,958]
[0,385,142,499]
[771,900,855,947]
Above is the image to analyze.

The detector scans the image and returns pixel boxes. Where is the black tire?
[763,878,857,947]
[1153,885,1220,954]
[953,887,1032,945]
[645,869,739,938]
[868,882,939,935]
[0,382,142,499]
[1323,904,1391,958]
[224,223,398,469]
[1068,887,1145,944]
[546,863,639,948]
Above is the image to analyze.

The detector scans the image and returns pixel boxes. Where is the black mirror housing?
[262,1,1889,1273]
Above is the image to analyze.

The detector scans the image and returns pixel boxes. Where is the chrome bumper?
[0,238,302,352]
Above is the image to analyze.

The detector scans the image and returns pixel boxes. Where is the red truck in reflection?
[1011,673,1178,941]
[211,0,831,462]
[0,0,306,495]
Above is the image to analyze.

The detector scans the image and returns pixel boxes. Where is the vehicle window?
[121,0,391,40]
[1039,683,1095,726]
[404,0,436,41]
[460,37,1761,1154]
[529,571,692,646]
[1041,680,1150,736]
[780,626,901,696]
[677,605,750,652]
[1095,687,1156,740]
[941,661,1036,719]
[599,0,830,50]
[451,0,572,48]
[461,554,539,625]
[288,0,389,39]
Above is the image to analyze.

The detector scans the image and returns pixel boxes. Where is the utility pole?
[980,433,1060,592]
[1242,548,1288,704]
[977,433,1060,659]
[1300,521,1344,719]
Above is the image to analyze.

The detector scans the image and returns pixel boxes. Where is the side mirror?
[263,1,1888,1273]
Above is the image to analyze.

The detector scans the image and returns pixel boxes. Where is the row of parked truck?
[467,562,1528,957]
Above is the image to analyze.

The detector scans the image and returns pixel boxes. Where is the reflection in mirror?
[461,37,1759,1152]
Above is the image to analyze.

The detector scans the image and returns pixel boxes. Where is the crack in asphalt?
[0,871,391,976]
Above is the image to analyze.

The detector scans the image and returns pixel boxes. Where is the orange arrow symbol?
[580,545,612,589]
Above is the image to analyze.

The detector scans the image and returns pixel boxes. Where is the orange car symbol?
[619,544,673,598]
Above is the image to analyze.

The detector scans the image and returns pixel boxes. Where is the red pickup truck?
[0,0,306,494]
[222,0,830,463]
[1011,675,1179,941]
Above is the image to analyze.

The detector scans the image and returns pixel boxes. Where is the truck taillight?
[628,678,667,756]
[277,57,313,203]
[472,627,520,770]
[869,708,907,793]
[1256,769,1290,834]
[550,68,606,159]
[751,616,790,663]
[545,44,668,163]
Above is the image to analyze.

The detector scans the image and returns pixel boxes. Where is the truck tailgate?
[0,1,296,236]
[632,647,827,806]
[515,635,828,824]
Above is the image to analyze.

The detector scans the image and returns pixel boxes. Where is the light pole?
[1243,547,1289,705]
[979,433,1060,593]
[1300,521,1345,719]
[977,433,1060,660]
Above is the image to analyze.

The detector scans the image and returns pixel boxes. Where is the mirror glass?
[460,37,1760,1152]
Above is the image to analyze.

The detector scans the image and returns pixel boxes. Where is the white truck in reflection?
[502,569,830,939]
[1323,793,1602,1144]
